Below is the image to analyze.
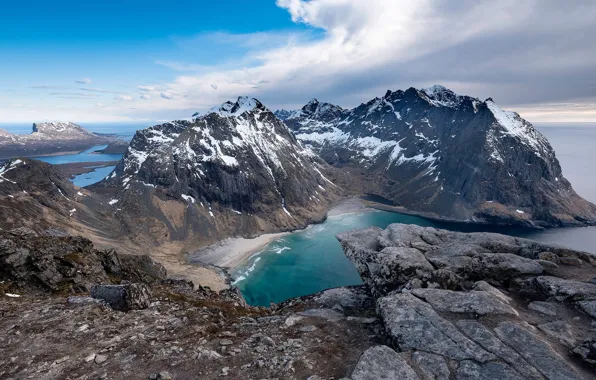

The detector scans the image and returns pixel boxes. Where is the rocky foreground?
[2,224,596,379]
[338,224,596,379]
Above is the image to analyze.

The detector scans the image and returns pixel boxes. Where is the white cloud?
[115,95,133,101]
[140,94,151,100]
[76,78,93,84]
[96,102,105,107]
[7,0,596,122]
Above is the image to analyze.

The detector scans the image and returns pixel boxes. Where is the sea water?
[235,124,596,306]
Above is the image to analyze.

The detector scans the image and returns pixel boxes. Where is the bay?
[235,125,596,306]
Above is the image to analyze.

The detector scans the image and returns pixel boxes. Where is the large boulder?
[90,283,152,311]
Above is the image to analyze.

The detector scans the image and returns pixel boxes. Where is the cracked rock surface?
[338,223,596,379]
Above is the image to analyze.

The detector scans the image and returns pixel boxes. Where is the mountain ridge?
[279,85,596,227]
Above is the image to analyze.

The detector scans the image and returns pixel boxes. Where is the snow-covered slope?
[281,85,596,227]
[0,122,111,159]
[98,97,338,239]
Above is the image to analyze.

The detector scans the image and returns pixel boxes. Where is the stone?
[94,354,108,364]
[411,288,518,316]
[84,353,96,363]
[537,251,560,263]
[537,321,577,347]
[298,308,344,322]
[494,321,581,380]
[219,339,233,346]
[455,320,543,380]
[534,276,596,301]
[560,257,583,266]
[314,287,372,309]
[284,315,304,327]
[299,325,318,332]
[411,351,450,380]
[572,338,596,367]
[528,301,557,316]
[377,293,495,362]
[90,283,151,311]
[351,346,419,380]
[455,360,524,380]
[472,281,511,303]
[576,300,596,318]
[148,372,173,380]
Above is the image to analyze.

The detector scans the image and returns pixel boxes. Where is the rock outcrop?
[282,86,596,227]
[0,122,112,159]
[0,227,166,293]
[338,223,596,379]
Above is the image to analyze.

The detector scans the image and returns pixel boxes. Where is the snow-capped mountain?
[0,122,112,159]
[98,97,338,241]
[281,85,596,227]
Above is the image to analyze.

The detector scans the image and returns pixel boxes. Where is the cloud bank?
[3,0,596,123]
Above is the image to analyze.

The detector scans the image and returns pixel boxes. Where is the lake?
[35,145,122,187]
[235,124,596,306]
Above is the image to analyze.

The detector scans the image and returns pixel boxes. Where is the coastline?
[190,197,369,270]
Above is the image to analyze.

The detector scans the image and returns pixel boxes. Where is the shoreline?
[54,160,119,178]
[189,197,368,270]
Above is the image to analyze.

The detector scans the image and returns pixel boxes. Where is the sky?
[0,0,595,124]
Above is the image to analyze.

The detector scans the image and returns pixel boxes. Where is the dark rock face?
[338,223,596,379]
[0,228,166,293]
[90,283,152,311]
[97,96,338,240]
[0,122,112,159]
[93,139,129,154]
[283,86,596,227]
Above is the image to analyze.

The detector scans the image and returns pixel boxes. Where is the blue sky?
[1,0,595,123]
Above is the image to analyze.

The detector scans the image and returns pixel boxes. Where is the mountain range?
[277,85,596,227]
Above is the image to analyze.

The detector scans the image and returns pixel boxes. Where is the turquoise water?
[34,145,122,164]
[71,165,117,187]
[35,145,122,187]
[234,209,596,306]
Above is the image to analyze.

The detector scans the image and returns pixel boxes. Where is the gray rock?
[351,346,419,380]
[572,338,596,367]
[90,283,151,311]
[456,320,543,380]
[411,288,518,316]
[377,293,495,362]
[411,351,450,380]
[455,360,524,380]
[314,287,371,309]
[538,321,577,347]
[560,256,583,266]
[148,372,173,380]
[94,354,108,364]
[494,321,581,380]
[297,308,344,322]
[538,251,560,263]
[534,276,596,301]
[528,301,557,316]
[576,300,596,318]
[219,339,233,346]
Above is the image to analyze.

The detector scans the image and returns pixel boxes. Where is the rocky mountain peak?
[32,121,92,136]
[283,85,596,227]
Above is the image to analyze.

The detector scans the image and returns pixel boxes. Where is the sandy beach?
[190,197,370,269]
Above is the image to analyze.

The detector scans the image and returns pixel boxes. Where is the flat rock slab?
[351,345,419,380]
[377,293,495,362]
[411,288,518,316]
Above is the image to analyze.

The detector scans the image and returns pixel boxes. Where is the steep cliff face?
[282,86,596,227]
[0,122,111,159]
[96,97,339,244]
